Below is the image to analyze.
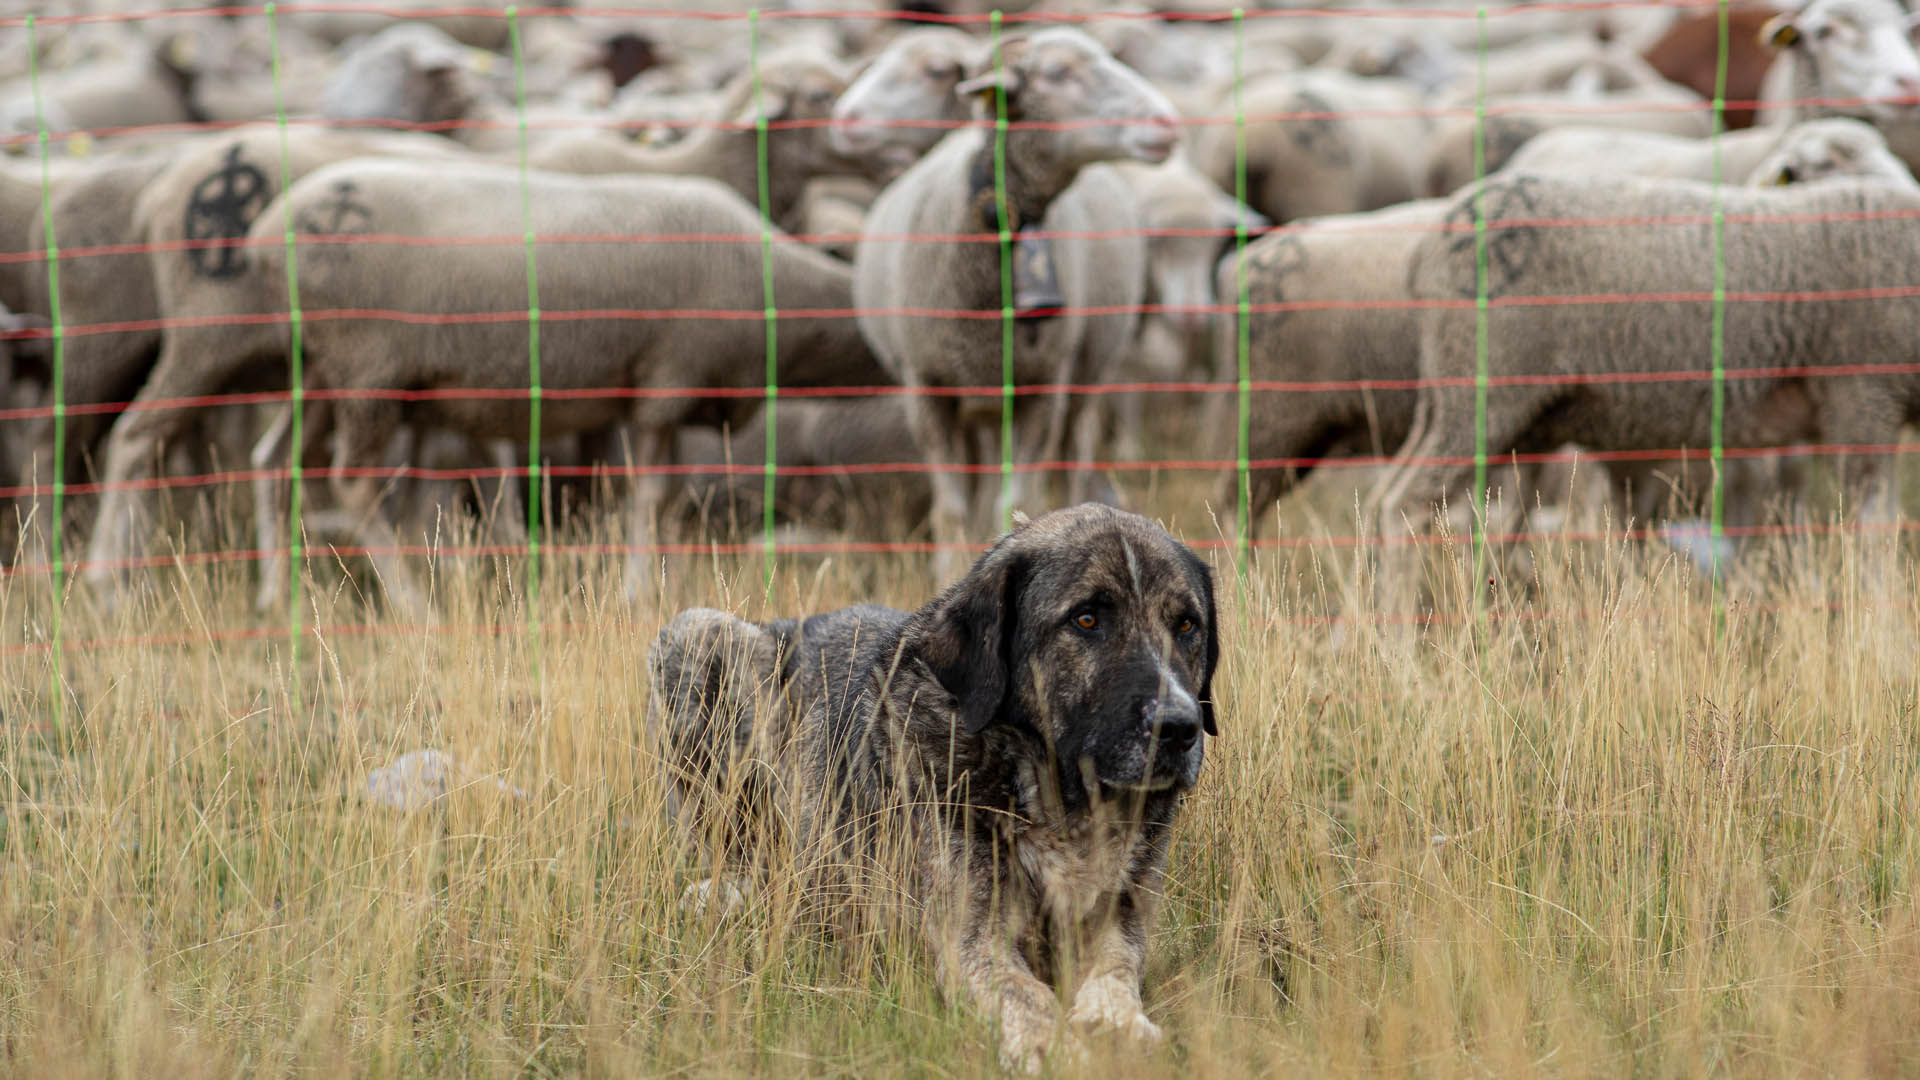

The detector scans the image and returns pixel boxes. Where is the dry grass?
[2,489,1918,1078]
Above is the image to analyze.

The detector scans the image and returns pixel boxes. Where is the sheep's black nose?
[1145,700,1201,754]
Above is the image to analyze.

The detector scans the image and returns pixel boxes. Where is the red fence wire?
[3,0,1917,647]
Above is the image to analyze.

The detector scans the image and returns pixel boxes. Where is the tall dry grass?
[1,494,1917,1078]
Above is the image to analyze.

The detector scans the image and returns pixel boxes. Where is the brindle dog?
[646,503,1220,1071]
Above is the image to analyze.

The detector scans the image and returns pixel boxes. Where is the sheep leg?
[476,438,528,548]
[1032,374,1075,506]
[1371,384,1554,539]
[1369,384,1554,611]
[1223,410,1338,542]
[1113,386,1147,463]
[1363,391,1435,538]
[1813,381,1905,559]
[82,315,285,595]
[328,400,427,616]
[251,405,295,612]
[251,399,337,613]
[1067,398,1120,509]
[623,423,675,601]
[84,398,197,593]
[904,394,972,582]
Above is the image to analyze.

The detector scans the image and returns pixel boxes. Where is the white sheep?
[84,161,888,605]
[1189,68,1431,225]
[1422,82,1712,196]
[1504,117,1917,188]
[1373,172,1920,539]
[14,128,467,556]
[852,27,1176,574]
[528,49,858,230]
[1111,155,1266,457]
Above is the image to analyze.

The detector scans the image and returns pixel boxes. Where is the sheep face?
[831,28,976,177]
[956,28,1180,168]
[1748,117,1919,186]
[758,57,856,176]
[1764,0,1920,121]
[321,23,485,127]
[1143,172,1268,335]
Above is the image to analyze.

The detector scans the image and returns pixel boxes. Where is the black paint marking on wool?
[183,143,272,280]
[1245,233,1309,329]
[1284,89,1352,170]
[1442,174,1543,300]
[295,179,376,238]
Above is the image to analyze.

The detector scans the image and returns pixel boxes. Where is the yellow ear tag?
[1763,19,1800,48]
[168,33,198,69]
[469,48,498,75]
[66,131,93,157]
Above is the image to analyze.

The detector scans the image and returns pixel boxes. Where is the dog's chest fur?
[1014,817,1140,925]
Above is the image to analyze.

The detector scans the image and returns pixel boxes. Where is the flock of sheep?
[3,0,1919,608]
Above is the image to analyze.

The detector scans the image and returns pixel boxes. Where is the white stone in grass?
[365,749,525,811]
[1659,518,1736,577]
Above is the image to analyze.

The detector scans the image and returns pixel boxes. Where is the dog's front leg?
[924,858,1059,1074]
[1066,891,1163,1046]
[947,927,1060,1074]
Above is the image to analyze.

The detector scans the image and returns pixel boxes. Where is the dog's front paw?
[1067,975,1163,1047]
[995,993,1059,1074]
[679,877,747,919]
[996,1025,1049,1075]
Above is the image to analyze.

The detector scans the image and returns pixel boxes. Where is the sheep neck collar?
[966,137,1066,235]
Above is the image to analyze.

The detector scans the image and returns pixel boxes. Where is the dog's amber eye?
[1074,612,1099,631]
[1175,617,1196,636]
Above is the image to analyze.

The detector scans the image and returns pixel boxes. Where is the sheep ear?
[955,67,1012,107]
[407,36,473,77]
[1214,190,1269,233]
[163,32,200,74]
[735,88,792,126]
[461,47,499,77]
[1761,12,1800,48]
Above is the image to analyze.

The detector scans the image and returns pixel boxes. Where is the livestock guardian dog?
[646,503,1220,1071]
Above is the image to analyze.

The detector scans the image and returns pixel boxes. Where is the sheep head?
[1761,0,1920,121]
[830,27,978,178]
[731,53,854,179]
[955,28,1180,169]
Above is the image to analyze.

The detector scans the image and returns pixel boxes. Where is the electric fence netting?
[0,0,1916,679]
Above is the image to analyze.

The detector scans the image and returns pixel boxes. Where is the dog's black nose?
[1145,700,1201,754]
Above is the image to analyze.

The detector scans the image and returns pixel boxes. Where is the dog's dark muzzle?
[1143,697,1201,757]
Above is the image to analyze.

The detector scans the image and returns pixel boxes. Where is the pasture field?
[2,486,1918,1078]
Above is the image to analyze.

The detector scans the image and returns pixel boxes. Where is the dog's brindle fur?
[647,504,1219,1070]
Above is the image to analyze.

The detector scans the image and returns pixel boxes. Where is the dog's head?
[916,504,1221,802]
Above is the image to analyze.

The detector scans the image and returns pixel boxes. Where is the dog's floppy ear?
[1193,554,1221,737]
[919,547,1028,736]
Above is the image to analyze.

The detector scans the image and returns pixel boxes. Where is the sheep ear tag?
[955,70,1011,112]
[1013,228,1064,319]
